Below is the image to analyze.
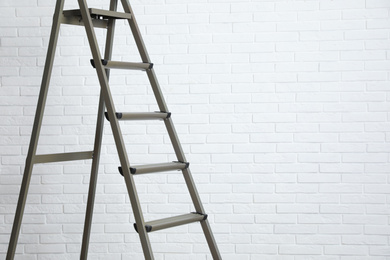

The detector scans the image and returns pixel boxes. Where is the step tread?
[104,111,170,121]
[135,213,207,233]
[90,59,152,70]
[118,161,189,175]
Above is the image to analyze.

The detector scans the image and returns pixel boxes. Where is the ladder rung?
[104,112,171,121]
[63,8,132,20]
[118,161,189,175]
[33,151,93,164]
[90,59,153,71]
[134,213,207,233]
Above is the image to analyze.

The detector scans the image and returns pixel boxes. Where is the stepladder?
[6,0,222,259]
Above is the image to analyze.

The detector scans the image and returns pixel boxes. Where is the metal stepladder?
[6,0,222,259]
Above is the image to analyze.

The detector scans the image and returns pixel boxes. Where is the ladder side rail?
[120,0,151,63]
[120,0,208,215]
[80,91,105,260]
[6,1,66,259]
[76,1,154,259]
[120,0,186,162]
[201,219,223,260]
[80,1,117,258]
[120,1,222,259]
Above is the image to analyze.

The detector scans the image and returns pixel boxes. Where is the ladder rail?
[76,0,154,259]
[120,0,151,63]
[6,1,66,259]
[80,91,105,260]
[120,0,222,258]
[80,1,118,259]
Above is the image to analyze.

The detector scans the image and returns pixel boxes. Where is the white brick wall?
[1,0,390,259]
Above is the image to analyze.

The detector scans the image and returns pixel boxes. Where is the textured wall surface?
[1,0,390,259]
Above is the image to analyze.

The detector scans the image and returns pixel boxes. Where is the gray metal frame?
[6,0,222,259]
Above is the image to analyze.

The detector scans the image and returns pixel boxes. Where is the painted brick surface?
[1,0,390,259]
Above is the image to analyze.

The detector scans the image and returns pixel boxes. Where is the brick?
[320,0,365,10]
[256,214,296,224]
[275,224,317,234]
[300,31,343,41]
[369,246,390,256]
[190,24,232,34]
[279,245,322,255]
[275,123,319,133]
[298,72,341,82]
[256,32,299,42]
[236,244,277,254]
[1,18,40,28]
[324,245,368,255]
[342,9,388,20]
[320,184,362,193]
[277,22,320,32]
[341,194,386,204]
[213,34,253,44]
[231,3,274,13]
[276,2,319,11]
[365,184,390,194]
[299,10,341,21]
[321,143,365,153]
[341,50,386,61]
[252,52,294,62]
[294,133,338,143]
[188,3,230,14]
[320,225,364,236]
[297,235,340,245]
[365,225,390,235]
[212,13,252,23]
[295,51,339,61]
[277,42,319,52]
[237,146,280,160]
[255,12,297,22]
[343,215,387,225]
[25,244,65,253]
[342,153,387,163]
[342,71,387,81]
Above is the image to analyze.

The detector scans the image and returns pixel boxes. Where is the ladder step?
[63,8,132,20]
[134,213,208,233]
[90,59,153,71]
[118,161,189,175]
[104,112,171,121]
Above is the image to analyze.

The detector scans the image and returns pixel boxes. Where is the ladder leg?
[120,1,222,258]
[181,167,222,260]
[80,91,105,260]
[6,1,65,259]
[77,1,154,259]
[80,1,118,259]
[201,219,223,260]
